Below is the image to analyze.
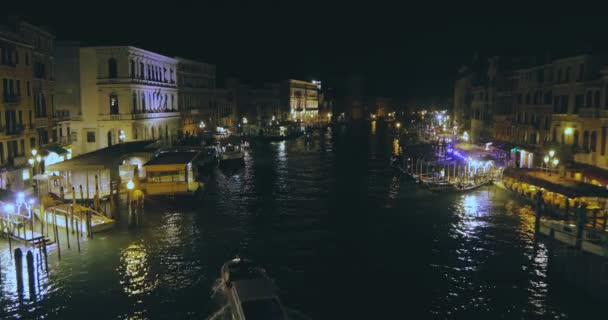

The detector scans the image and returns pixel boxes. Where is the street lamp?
[199,121,206,129]
[564,127,573,135]
[31,149,37,157]
[543,156,549,172]
[119,130,126,143]
[553,158,559,167]
[396,122,401,129]
[549,150,555,158]
[242,117,248,125]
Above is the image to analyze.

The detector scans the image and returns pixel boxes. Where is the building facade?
[56,45,181,156]
[0,19,56,190]
[176,57,216,135]
[286,79,318,123]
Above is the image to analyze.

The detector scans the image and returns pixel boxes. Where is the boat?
[219,143,244,162]
[209,257,310,320]
[143,151,203,196]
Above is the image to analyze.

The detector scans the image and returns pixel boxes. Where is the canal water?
[0,121,604,319]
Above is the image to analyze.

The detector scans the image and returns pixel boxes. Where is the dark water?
[0,122,604,319]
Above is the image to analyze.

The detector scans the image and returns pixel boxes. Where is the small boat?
[219,144,244,162]
[209,257,310,320]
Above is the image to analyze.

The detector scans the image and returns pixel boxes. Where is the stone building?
[286,79,318,123]
[55,45,181,156]
[0,19,54,190]
[176,57,216,135]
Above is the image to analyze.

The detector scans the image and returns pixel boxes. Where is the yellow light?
[543,156,549,163]
[549,150,555,158]
[396,122,401,128]
[327,113,332,118]
[564,127,573,135]
[127,180,134,190]
[31,149,37,157]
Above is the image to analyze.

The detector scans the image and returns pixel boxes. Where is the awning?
[41,143,69,155]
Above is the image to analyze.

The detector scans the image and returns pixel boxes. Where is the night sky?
[5,3,608,100]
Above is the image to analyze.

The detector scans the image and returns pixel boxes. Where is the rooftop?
[144,151,200,166]
[46,141,156,171]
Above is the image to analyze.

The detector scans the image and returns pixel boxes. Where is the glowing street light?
[242,117,248,125]
[543,156,549,164]
[28,158,34,165]
[35,155,41,163]
[199,121,206,129]
[463,131,469,142]
[564,127,573,135]
[553,158,559,166]
[127,180,135,191]
[31,149,37,157]
[549,150,555,158]
[396,122,401,129]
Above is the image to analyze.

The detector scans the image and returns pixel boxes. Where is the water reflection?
[118,242,157,297]
[392,138,400,156]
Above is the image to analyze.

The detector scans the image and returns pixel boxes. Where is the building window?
[87,131,96,143]
[517,94,522,104]
[578,64,584,81]
[20,139,24,156]
[561,95,568,114]
[584,131,590,150]
[110,94,119,115]
[575,94,584,113]
[139,62,144,79]
[591,131,598,152]
[565,67,571,82]
[25,53,29,65]
[132,92,137,112]
[586,91,592,107]
[573,130,579,147]
[142,93,146,110]
[30,137,35,150]
[595,91,601,108]
[26,81,30,96]
[108,58,118,79]
[544,91,552,104]
[525,93,530,104]
[130,60,136,79]
[557,68,562,83]
[171,94,175,109]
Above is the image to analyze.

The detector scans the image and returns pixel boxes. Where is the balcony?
[579,107,600,118]
[3,95,21,105]
[53,110,71,122]
[97,77,177,87]
[5,124,25,136]
[132,110,180,120]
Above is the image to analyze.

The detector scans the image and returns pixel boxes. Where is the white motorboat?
[219,144,244,162]
[209,257,310,320]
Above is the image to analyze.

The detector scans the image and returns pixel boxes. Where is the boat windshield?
[241,298,285,320]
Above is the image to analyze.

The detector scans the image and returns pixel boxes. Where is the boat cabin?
[143,151,202,196]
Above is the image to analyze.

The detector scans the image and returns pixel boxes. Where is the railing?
[578,107,600,118]
[3,95,21,104]
[54,110,71,121]
[132,111,180,120]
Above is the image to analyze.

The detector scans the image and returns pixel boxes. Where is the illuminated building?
[286,79,318,123]
[176,57,216,135]
[0,19,50,190]
[55,44,181,156]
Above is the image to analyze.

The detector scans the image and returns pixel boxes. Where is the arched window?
[108,58,117,79]
[132,92,137,113]
[139,62,144,79]
[591,131,598,152]
[594,91,600,108]
[573,130,579,147]
[552,128,557,142]
[583,131,590,150]
[586,91,592,107]
[130,60,135,79]
[133,127,138,140]
[109,93,119,115]
[171,94,175,109]
[142,93,146,110]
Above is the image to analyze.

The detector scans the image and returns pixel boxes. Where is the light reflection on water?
[0,122,603,319]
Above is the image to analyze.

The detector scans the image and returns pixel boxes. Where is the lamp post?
[544,149,558,176]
